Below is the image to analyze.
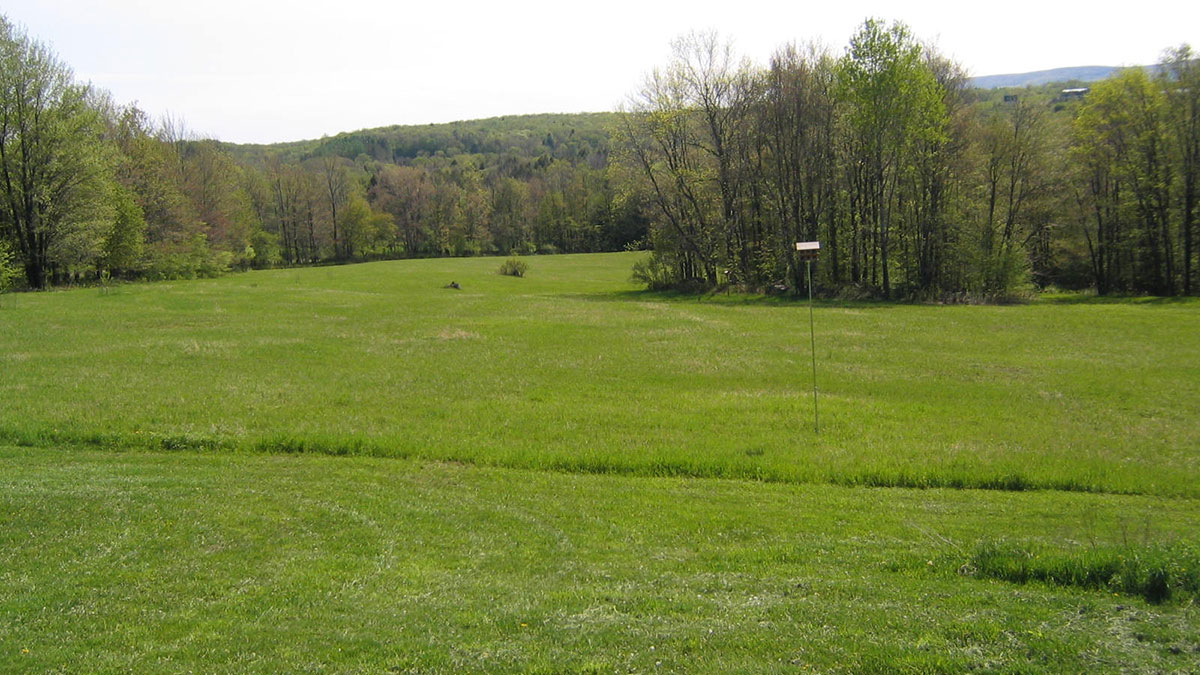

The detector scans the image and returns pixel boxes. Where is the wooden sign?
[795,241,820,261]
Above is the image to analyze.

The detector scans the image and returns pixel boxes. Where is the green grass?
[3,446,1200,672]
[1,252,1199,671]
[1,252,1197,496]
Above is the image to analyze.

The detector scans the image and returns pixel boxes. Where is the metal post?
[807,259,818,434]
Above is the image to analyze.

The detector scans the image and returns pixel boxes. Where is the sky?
[4,0,1198,144]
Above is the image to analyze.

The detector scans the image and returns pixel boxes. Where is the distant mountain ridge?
[969,65,1153,89]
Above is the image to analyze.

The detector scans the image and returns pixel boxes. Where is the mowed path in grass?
[1,252,1197,495]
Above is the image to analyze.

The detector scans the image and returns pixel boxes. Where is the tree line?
[618,22,1199,298]
[1,14,1197,297]
[0,16,644,291]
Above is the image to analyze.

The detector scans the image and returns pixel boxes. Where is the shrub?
[498,258,528,277]
[141,234,231,281]
[0,238,19,294]
[630,252,678,291]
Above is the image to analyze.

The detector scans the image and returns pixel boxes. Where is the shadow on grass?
[1036,293,1200,306]
[564,289,1200,310]
[559,289,905,309]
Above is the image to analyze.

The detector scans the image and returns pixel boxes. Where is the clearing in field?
[1,252,1198,672]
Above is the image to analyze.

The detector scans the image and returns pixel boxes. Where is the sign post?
[795,241,820,434]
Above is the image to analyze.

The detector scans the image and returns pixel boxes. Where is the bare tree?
[320,155,350,259]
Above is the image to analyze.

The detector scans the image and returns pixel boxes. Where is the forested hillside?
[1,15,1196,298]
[223,111,646,266]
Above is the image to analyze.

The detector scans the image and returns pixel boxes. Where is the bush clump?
[631,252,695,291]
[498,258,528,277]
[0,238,20,295]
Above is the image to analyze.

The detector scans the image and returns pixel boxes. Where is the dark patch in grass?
[564,289,902,309]
[967,540,1200,604]
[158,435,231,452]
[836,471,1106,494]
[0,426,133,451]
[568,288,1200,310]
[540,455,725,480]
[1037,294,1200,306]
[251,435,389,458]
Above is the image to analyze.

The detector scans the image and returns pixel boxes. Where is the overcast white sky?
[5,0,1197,144]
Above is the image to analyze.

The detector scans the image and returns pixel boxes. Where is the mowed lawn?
[1,252,1199,671]
[3,448,1200,672]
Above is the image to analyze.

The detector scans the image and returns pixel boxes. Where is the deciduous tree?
[0,18,112,288]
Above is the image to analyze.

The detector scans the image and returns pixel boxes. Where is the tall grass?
[969,540,1200,604]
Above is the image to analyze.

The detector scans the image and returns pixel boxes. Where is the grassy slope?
[1,252,1197,495]
[1,252,1198,671]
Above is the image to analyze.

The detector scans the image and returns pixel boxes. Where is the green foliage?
[336,194,381,259]
[101,184,146,276]
[225,112,643,266]
[1072,68,1178,295]
[839,18,946,149]
[958,233,1034,302]
[141,232,230,280]
[497,257,528,277]
[0,17,114,288]
[629,251,679,290]
[0,238,19,294]
[620,26,1196,299]
[1,16,1197,297]
[969,540,1200,604]
[263,113,619,165]
[247,229,281,269]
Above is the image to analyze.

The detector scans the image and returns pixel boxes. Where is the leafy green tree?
[490,177,530,254]
[671,31,757,282]
[761,43,839,288]
[969,92,1056,292]
[453,164,491,256]
[107,105,200,264]
[837,19,948,297]
[265,156,315,265]
[178,140,254,254]
[338,193,391,259]
[370,164,433,257]
[101,184,146,276]
[0,17,112,288]
[1160,45,1200,294]
[1074,68,1175,294]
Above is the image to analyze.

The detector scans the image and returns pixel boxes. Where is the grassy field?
[1,252,1199,671]
[2,252,1198,495]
